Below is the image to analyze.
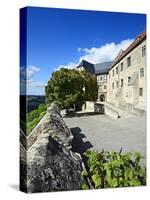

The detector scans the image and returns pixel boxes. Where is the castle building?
[77,60,112,102]
[107,31,146,112]
[76,31,146,113]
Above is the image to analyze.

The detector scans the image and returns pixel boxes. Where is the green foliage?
[45,68,98,111]
[82,150,146,189]
[27,104,47,135]
[81,183,89,190]
[28,104,46,122]
[81,70,98,102]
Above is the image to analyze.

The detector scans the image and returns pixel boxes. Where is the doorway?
[100,94,105,102]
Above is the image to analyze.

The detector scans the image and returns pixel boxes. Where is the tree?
[45,68,85,111]
[45,68,98,111]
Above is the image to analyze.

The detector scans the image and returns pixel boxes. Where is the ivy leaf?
[111,178,118,187]
[81,169,88,177]
[134,152,144,163]
[81,150,146,189]
[129,180,141,186]
[128,169,133,180]
[106,168,112,185]
[92,173,101,188]
[89,163,95,173]
[81,184,89,190]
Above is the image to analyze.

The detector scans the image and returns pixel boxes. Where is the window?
[142,45,146,57]
[121,62,123,71]
[127,56,131,67]
[140,68,144,77]
[139,88,143,96]
[100,76,103,81]
[116,81,119,88]
[112,82,114,89]
[116,66,118,74]
[104,85,106,89]
[109,73,111,79]
[121,79,123,87]
[128,76,131,85]
[113,69,114,76]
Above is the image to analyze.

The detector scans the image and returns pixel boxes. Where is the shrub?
[38,104,47,113]
[28,109,39,122]
[27,104,47,135]
[27,118,40,134]
[82,150,146,189]
[28,104,47,122]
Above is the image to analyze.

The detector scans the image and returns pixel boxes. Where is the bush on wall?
[81,150,146,189]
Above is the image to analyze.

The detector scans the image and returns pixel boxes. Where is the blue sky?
[20,7,146,95]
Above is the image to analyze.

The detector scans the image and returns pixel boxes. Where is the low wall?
[104,104,120,119]
[85,101,95,111]
[20,103,85,193]
[94,102,119,118]
[27,114,47,150]
[81,101,119,118]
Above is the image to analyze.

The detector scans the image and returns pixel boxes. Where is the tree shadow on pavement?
[70,127,93,155]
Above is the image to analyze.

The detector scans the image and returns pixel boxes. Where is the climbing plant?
[81,150,146,189]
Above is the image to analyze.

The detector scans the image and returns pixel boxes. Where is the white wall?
[107,39,146,111]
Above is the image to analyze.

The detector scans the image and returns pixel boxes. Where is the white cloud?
[79,39,134,64]
[28,81,46,88]
[26,66,40,80]
[20,66,45,92]
[20,66,40,81]
[77,47,82,52]
[55,62,77,71]
[54,38,134,70]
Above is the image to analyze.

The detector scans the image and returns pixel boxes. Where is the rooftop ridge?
[111,31,146,68]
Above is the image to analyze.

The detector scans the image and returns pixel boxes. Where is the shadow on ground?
[9,184,19,191]
[70,127,93,155]
[64,111,103,118]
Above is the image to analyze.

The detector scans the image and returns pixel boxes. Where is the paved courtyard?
[64,114,146,163]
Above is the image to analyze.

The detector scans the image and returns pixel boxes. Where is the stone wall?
[107,39,146,112]
[104,104,119,119]
[84,101,95,111]
[20,103,85,193]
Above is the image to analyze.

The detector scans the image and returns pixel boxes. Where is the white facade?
[97,74,107,102]
[107,39,146,112]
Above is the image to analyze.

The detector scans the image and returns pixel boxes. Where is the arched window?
[100,94,105,102]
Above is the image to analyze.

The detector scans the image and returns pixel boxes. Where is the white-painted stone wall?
[85,101,95,111]
[97,74,107,101]
[107,39,146,112]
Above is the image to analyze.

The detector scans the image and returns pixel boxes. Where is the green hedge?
[82,150,146,189]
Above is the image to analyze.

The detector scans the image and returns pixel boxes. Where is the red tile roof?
[111,31,146,68]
